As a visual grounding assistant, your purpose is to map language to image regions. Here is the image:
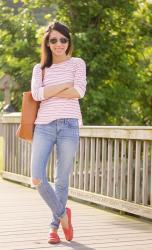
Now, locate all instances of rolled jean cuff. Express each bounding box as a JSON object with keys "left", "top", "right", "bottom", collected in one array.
[
  {"left": 49, "top": 209, "right": 66, "bottom": 229},
  {"left": 49, "top": 224, "right": 59, "bottom": 230}
]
